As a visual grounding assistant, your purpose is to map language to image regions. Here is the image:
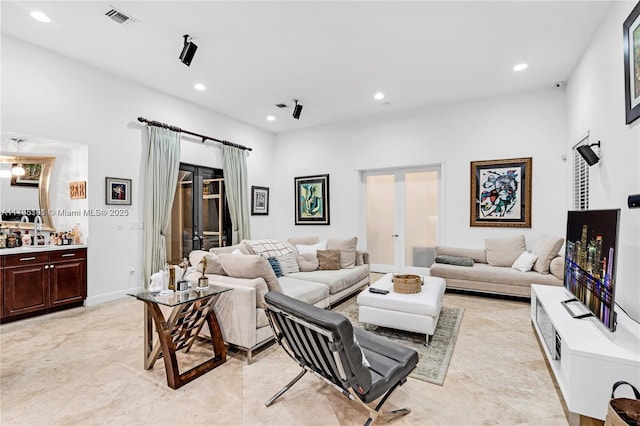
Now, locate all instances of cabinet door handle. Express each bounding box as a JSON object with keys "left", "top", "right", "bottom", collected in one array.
[
  {"left": 62, "top": 253, "right": 75, "bottom": 257},
  {"left": 20, "top": 257, "right": 36, "bottom": 261}
]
